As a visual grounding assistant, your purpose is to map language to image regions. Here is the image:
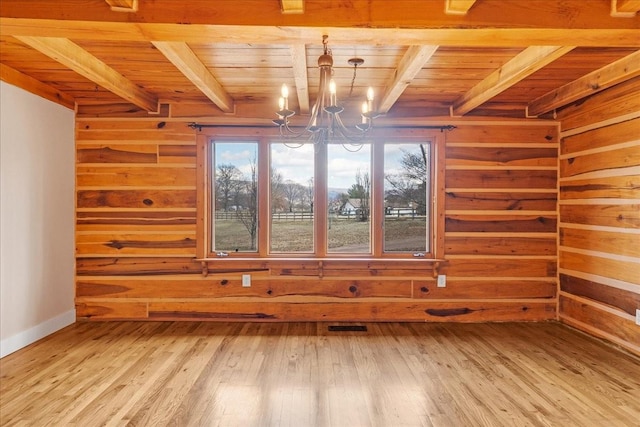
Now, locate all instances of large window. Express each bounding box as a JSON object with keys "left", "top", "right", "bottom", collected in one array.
[
  {"left": 212, "top": 141, "right": 258, "bottom": 253},
  {"left": 196, "top": 129, "right": 444, "bottom": 259}
]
